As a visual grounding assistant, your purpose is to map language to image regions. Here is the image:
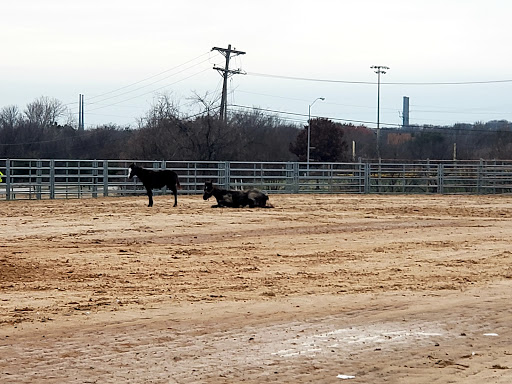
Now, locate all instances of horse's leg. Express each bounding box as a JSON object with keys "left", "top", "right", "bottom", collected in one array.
[
  {"left": 146, "top": 187, "right": 153, "bottom": 207},
  {"left": 170, "top": 186, "right": 178, "bottom": 207}
]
